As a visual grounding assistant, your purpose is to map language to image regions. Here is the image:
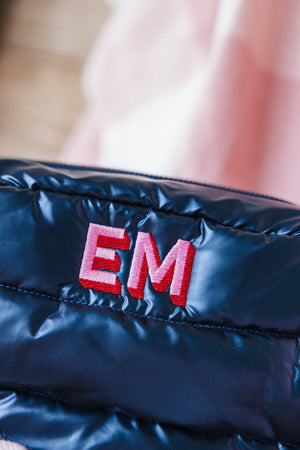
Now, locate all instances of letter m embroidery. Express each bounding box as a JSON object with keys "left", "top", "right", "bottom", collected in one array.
[{"left": 127, "top": 232, "right": 195, "bottom": 306}]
